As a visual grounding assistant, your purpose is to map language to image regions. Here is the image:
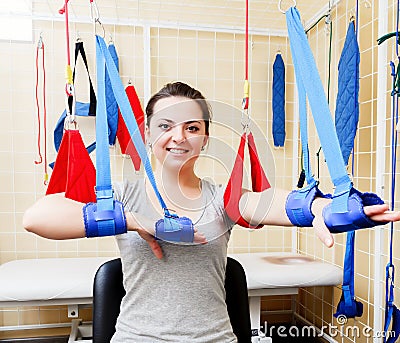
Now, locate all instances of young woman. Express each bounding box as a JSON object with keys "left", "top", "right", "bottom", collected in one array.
[{"left": 23, "top": 82, "right": 400, "bottom": 343}]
